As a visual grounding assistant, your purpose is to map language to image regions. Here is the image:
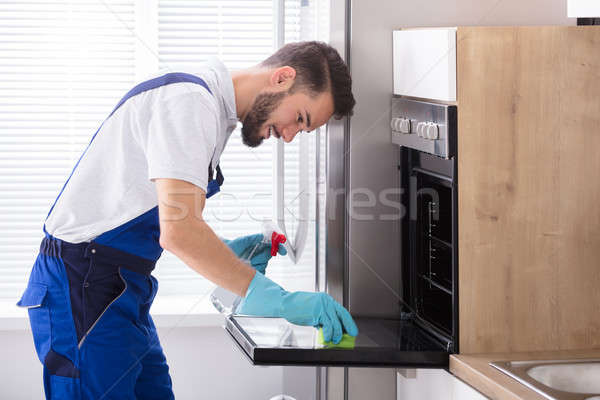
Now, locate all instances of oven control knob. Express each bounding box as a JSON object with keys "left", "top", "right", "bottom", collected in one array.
[
  {"left": 390, "top": 118, "right": 402, "bottom": 132},
  {"left": 416, "top": 122, "right": 426, "bottom": 137},
  {"left": 397, "top": 118, "right": 406, "bottom": 132},
  {"left": 395, "top": 118, "right": 402, "bottom": 132},
  {"left": 426, "top": 123, "right": 439, "bottom": 140},
  {"left": 399, "top": 118, "right": 411, "bottom": 134}
]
